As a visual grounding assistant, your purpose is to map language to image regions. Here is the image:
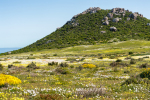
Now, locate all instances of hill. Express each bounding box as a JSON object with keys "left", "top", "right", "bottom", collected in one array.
[{"left": 1, "top": 7, "right": 150, "bottom": 55}]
